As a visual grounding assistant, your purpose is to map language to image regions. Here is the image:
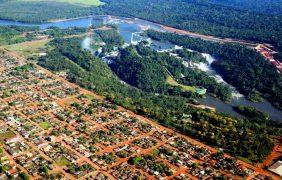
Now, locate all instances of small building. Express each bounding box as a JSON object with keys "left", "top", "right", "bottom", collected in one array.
[{"left": 268, "top": 160, "right": 282, "bottom": 176}]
